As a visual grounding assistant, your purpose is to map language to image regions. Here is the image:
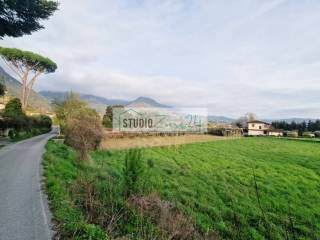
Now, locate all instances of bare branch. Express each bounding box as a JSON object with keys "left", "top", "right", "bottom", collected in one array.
[
  {"left": 27, "top": 71, "right": 42, "bottom": 88},
  {"left": 1, "top": 58, "right": 23, "bottom": 79}
]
